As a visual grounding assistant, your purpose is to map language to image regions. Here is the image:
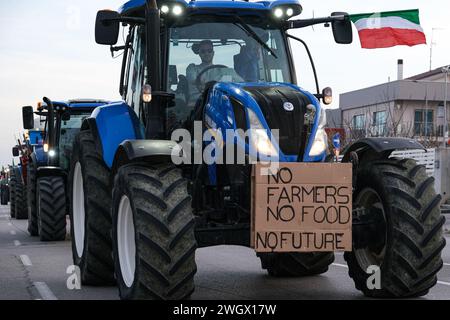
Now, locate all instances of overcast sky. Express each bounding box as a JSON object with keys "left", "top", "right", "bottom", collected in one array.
[{"left": 1, "top": 0, "right": 449, "bottom": 166}]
